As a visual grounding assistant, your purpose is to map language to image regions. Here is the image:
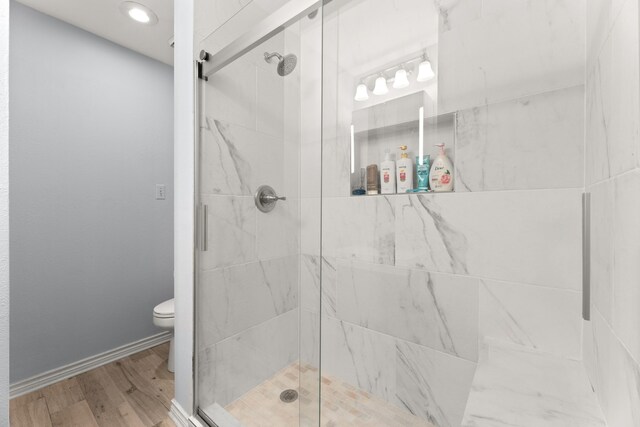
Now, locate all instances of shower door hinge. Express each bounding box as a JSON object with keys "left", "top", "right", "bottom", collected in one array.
[{"left": 582, "top": 192, "right": 591, "bottom": 321}]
